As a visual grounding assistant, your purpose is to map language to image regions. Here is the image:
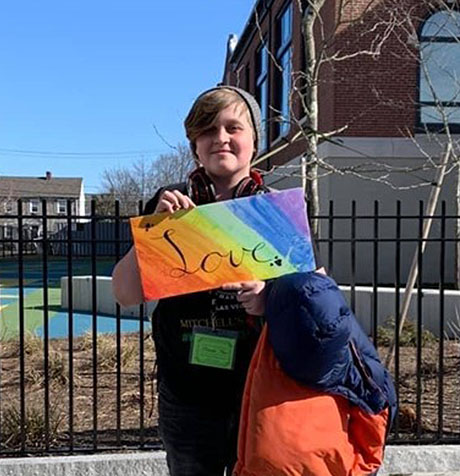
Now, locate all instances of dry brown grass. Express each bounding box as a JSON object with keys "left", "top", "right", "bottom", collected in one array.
[
  {"left": 2, "top": 400, "right": 65, "bottom": 448},
  {"left": 79, "top": 332, "right": 139, "bottom": 371},
  {"left": 0, "top": 331, "right": 158, "bottom": 453},
  {"left": 379, "top": 339, "right": 460, "bottom": 438},
  {"left": 24, "top": 350, "right": 69, "bottom": 386},
  {"left": 1, "top": 326, "right": 459, "bottom": 452}
]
